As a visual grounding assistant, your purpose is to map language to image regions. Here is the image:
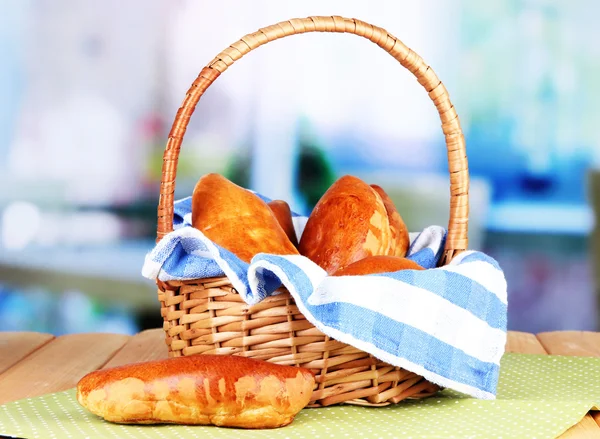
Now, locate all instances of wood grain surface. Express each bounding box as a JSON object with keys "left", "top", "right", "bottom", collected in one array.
[
  {"left": 537, "top": 331, "right": 600, "bottom": 357},
  {"left": 0, "top": 333, "right": 129, "bottom": 405},
  {"left": 0, "top": 332, "right": 54, "bottom": 375},
  {"left": 102, "top": 329, "right": 168, "bottom": 369},
  {"left": 505, "top": 331, "right": 547, "bottom": 354}
]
